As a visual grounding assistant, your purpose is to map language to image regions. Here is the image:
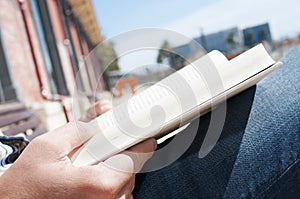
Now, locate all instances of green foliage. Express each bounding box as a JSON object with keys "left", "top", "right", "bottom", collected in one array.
[
  {"left": 226, "top": 33, "right": 235, "bottom": 45},
  {"left": 258, "top": 28, "right": 267, "bottom": 41},
  {"left": 157, "top": 40, "right": 171, "bottom": 63},
  {"left": 156, "top": 40, "right": 179, "bottom": 66},
  {"left": 95, "top": 41, "right": 119, "bottom": 71},
  {"left": 245, "top": 31, "right": 253, "bottom": 45}
]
